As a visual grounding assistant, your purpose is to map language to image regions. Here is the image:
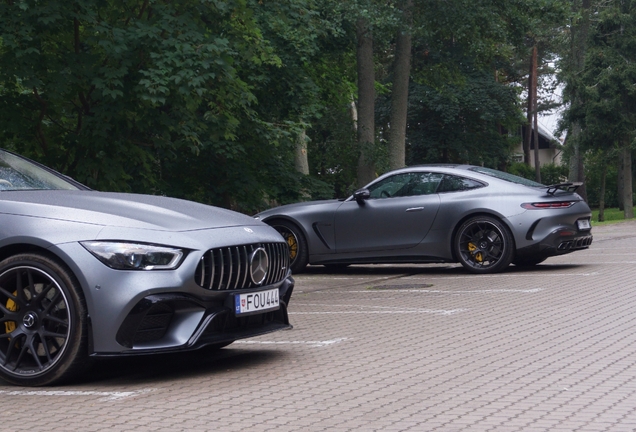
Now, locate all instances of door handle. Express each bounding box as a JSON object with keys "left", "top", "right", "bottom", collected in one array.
[{"left": 406, "top": 207, "right": 424, "bottom": 212}]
